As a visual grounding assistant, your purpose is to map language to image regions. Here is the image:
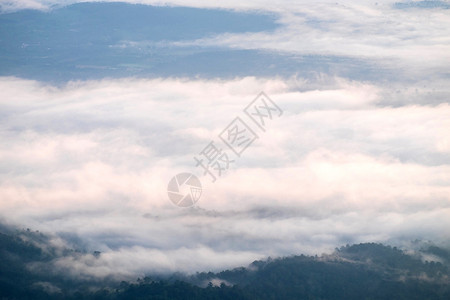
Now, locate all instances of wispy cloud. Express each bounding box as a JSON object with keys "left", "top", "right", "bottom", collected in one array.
[{"left": 163, "top": 2, "right": 450, "bottom": 79}]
